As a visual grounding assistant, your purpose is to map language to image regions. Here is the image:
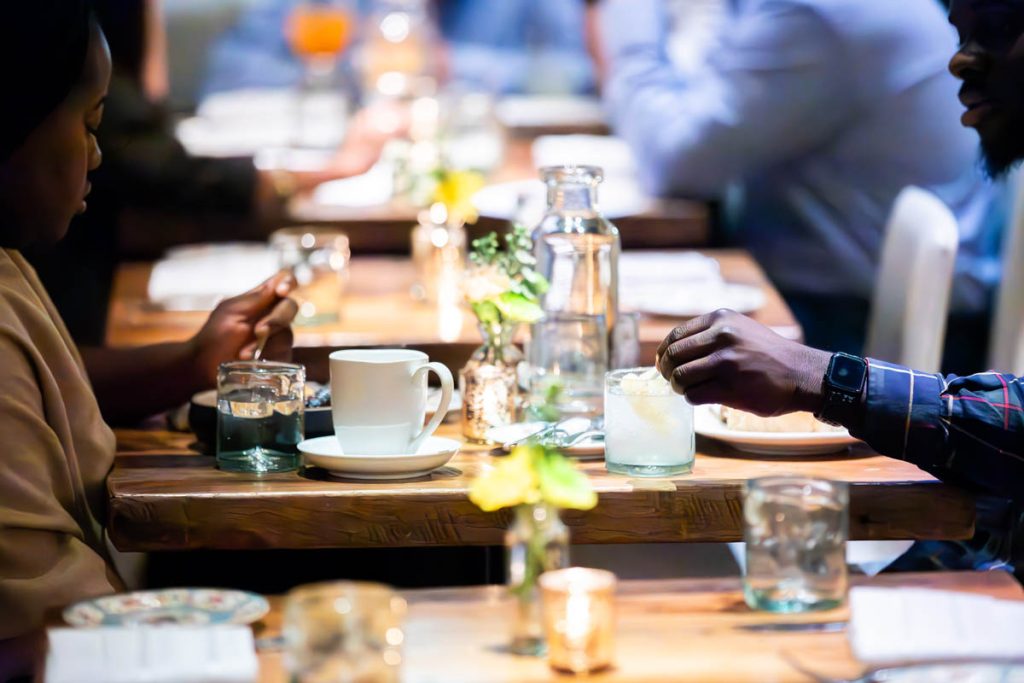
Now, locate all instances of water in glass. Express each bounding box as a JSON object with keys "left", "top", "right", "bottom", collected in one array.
[
  {"left": 217, "top": 362, "right": 305, "bottom": 473},
  {"left": 744, "top": 477, "right": 848, "bottom": 612},
  {"left": 530, "top": 166, "right": 619, "bottom": 421}
]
